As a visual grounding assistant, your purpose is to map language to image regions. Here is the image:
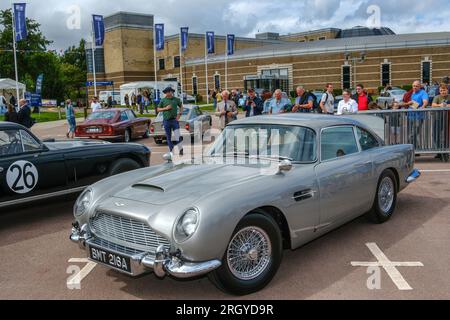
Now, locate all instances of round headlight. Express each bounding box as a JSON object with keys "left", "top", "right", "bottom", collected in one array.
[
  {"left": 74, "top": 189, "right": 92, "bottom": 217},
  {"left": 175, "top": 208, "right": 199, "bottom": 243}
]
